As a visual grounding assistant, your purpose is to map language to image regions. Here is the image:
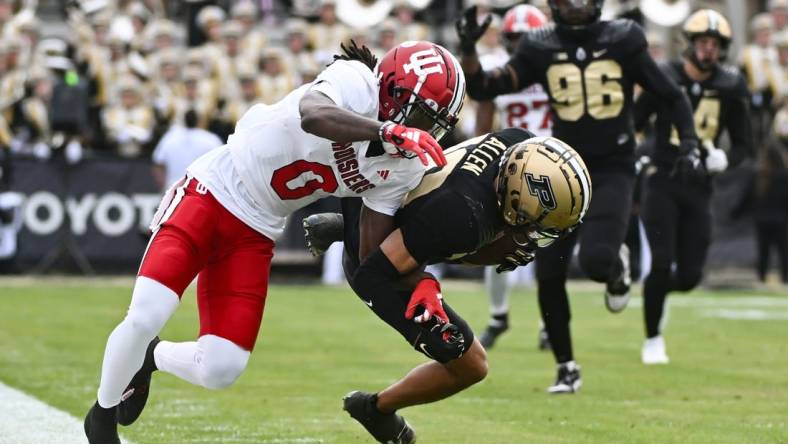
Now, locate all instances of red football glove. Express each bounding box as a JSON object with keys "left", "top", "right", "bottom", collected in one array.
[
  {"left": 379, "top": 121, "right": 446, "bottom": 167},
  {"left": 405, "top": 278, "right": 449, "bottom": 324}
]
